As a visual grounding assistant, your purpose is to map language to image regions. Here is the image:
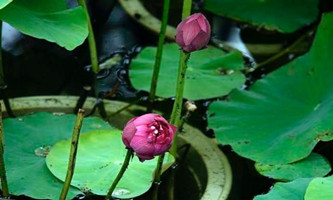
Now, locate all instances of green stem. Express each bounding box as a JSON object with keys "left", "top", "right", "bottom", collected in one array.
[
  {"left": 148, "top": 0, "right": 170, "bottom": 112},
  {"left": 59, "top": 109, "right": 85, "bottom": 200},
  {"left": 152, "top": 53, "right": 190, "bottom": 198},
  {"left": 77, "top": 0, "right": 99, "bottom": 74},
  {"left": 153, "top": 51, "right": 190, "bottom": 200},
  {"left": 152, "top": 0, "right": 192, "bottom": 198},
  {"left": 0, "top": 104, "right": 9, "bottom": 198},
  {"left": 105, "top": 149, "right": 133, "bottom": 200},
  {"left": 152, "top": 153, "right": 165, "bottom": 200},
  {"left": 245, "top": 30, "right": 313, "bottom": 74},
  {"left": 0, "top": 21, "right": 4, "bottom": 86},
  {"left": 169, "top": 52, "right": 190, "bottom": 126},
  {"left": 181, "top": 0, "right": 192, "bottom": 19}
]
